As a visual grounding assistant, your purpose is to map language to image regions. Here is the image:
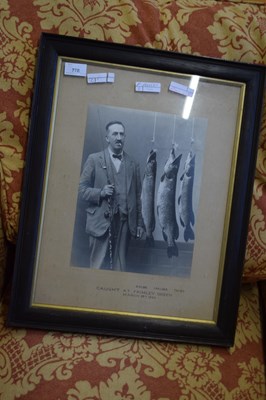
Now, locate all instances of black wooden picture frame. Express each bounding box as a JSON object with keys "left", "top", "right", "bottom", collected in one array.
[{"left": 8, "top": 33, "right": 265, "bottom": 346}]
